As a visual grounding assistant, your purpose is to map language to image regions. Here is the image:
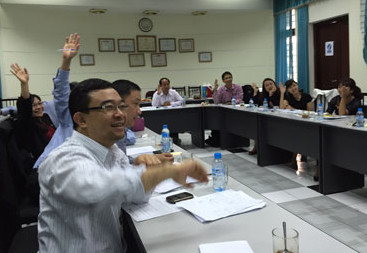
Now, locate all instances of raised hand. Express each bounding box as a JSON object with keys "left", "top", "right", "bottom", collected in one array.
[
  {"left": 279, "top": 82, "right": 286, "bottom": 94},
  {"left": 63, "top": 33, "right": 80, "bottom": 60},
  {"left": 213, "top": 79, "right": 219, "bottom": 92},
  {"left": 10, "top": 63, "right": 29, "bottom": 84}
]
